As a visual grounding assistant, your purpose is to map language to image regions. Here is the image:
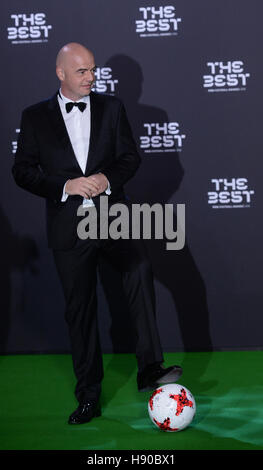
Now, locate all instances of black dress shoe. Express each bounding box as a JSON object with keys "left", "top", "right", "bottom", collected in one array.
[
  {"left": 68, "top": 401, "right": 101, "bottom": 424},
  {"left": 137, "top": 363, "right": 183, "bottom": 392}
]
